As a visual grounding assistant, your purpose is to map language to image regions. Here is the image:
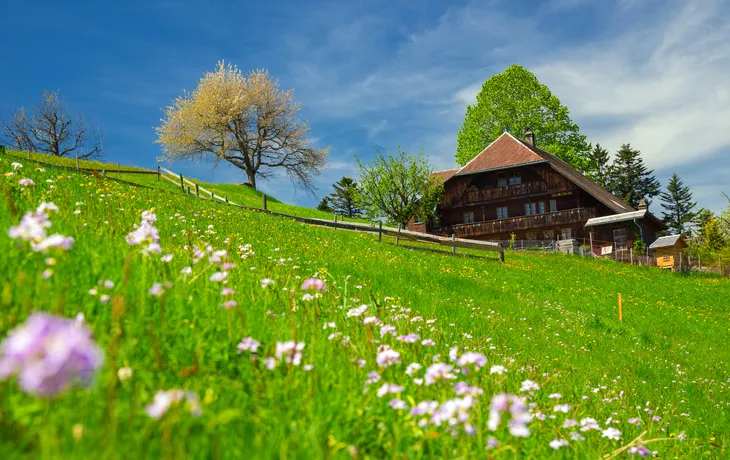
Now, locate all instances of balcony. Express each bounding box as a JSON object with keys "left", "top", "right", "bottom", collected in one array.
[
  {"left": 446, "top": 181, "right": 569, "bottom": 208},
  {"left": 443, "top": 207, "right": 596, "bottom": 238}
]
